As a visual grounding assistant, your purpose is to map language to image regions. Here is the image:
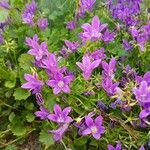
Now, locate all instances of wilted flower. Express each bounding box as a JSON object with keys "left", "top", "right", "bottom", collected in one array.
[
  {"left": 37, "top": 18, "right": 49, "bottom": 30},
  {"left": 48, "top": 124, "right": 69, "bottom": 141},
  {"left": 79, "top": 16, "right": 108, "bottom": 43},
  {"left": 76, "top": 54, "right": 101, "bottom": 80},
  {"left": 47, "top": 73, "right": 73, "bottom": 94},
  {"left": 48, "top": 104, "right": 73, "bottom": 124},
  {"left": 82, "top": 115, "right": 105, "bottom": 140},
  {"left": 34, "top": 106, "right": 50, "bottom": 120},
  {"left": 107, "top": 143, "right": 122, "bottom": 150},
  {"left": 21, "top": 73, "right": 44, "bottom": 94}
]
